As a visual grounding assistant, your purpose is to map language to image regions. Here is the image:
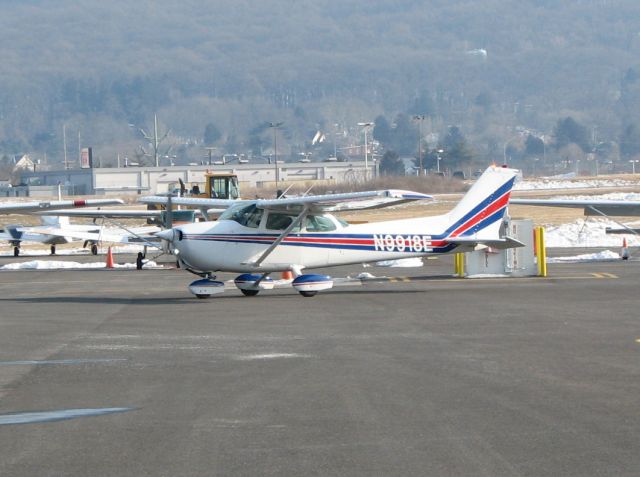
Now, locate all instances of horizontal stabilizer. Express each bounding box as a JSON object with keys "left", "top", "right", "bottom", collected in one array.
[{"left": 446, "top": 236, "right": 525, "bottom": 250}]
